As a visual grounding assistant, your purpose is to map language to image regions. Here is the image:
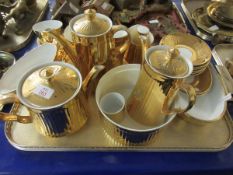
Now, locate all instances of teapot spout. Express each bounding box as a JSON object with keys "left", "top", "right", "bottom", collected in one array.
[{"left": 46, "top": 31, "right": 81, "bottom": 70}]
